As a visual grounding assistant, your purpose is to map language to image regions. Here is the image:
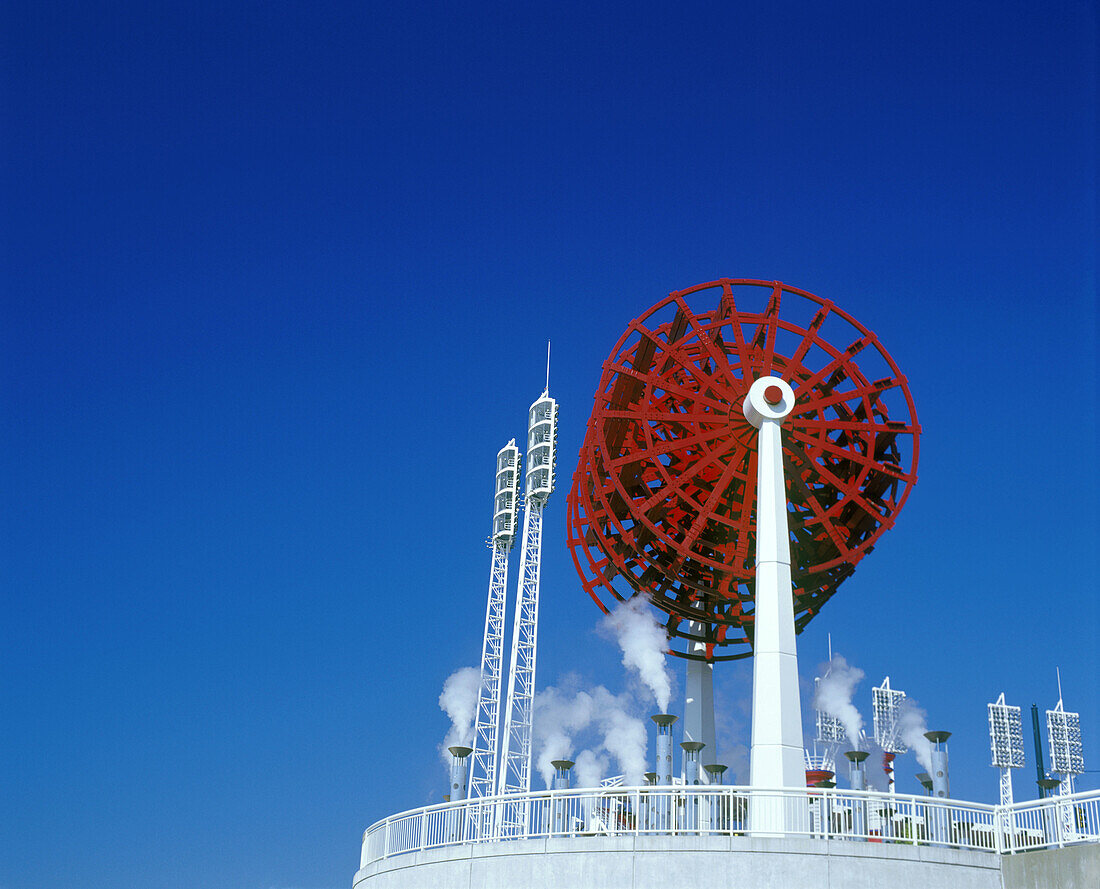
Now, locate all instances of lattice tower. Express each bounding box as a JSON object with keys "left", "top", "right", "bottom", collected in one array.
[
  {"left": 469, "top": 440, "right": 521, "bottom": 801},
  {"left": 497, "top": 391, "right": 558, "bottom": 831}
]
